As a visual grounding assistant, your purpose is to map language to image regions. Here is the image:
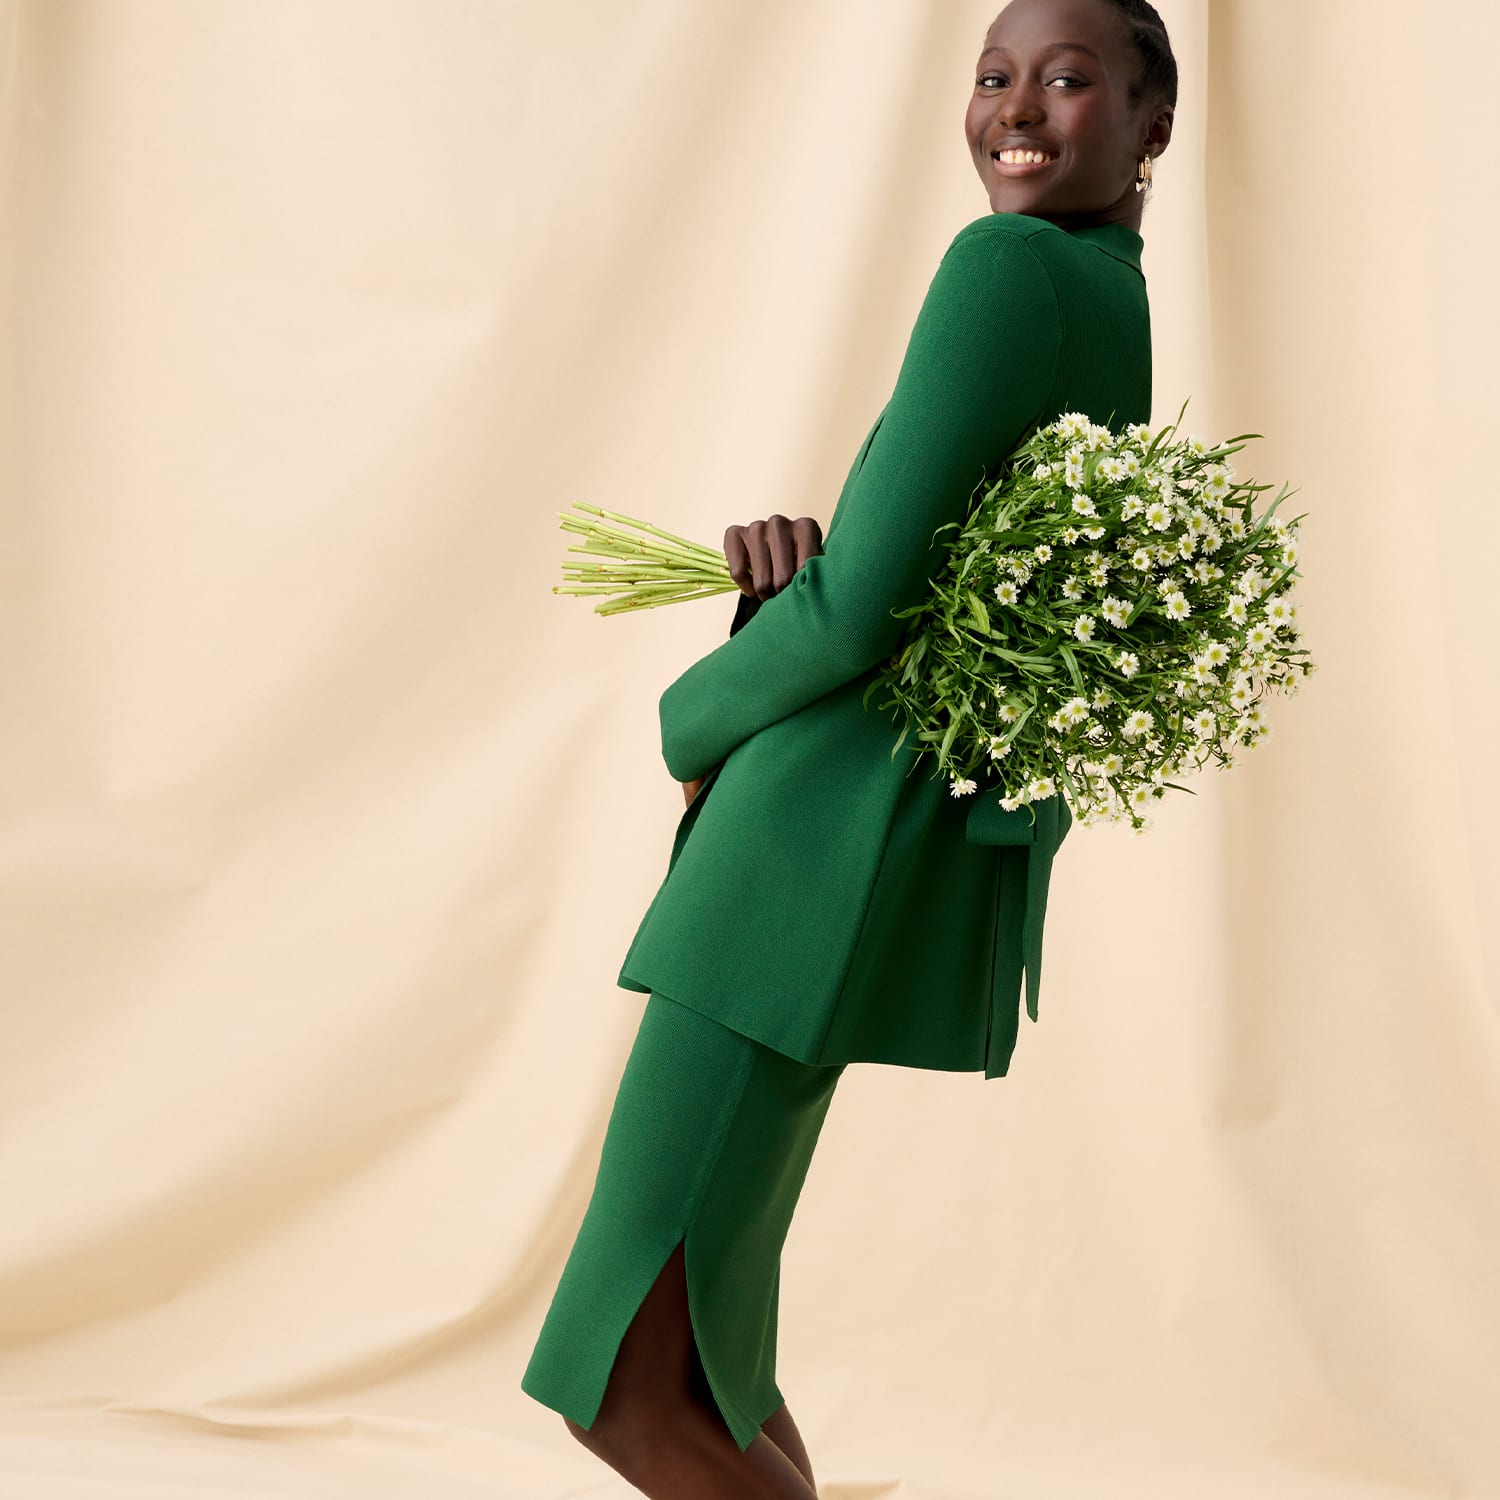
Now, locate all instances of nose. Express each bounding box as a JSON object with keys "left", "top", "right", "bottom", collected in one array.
[{"left": 994, "top": 77, "right": 1046, "bottom": 130}]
